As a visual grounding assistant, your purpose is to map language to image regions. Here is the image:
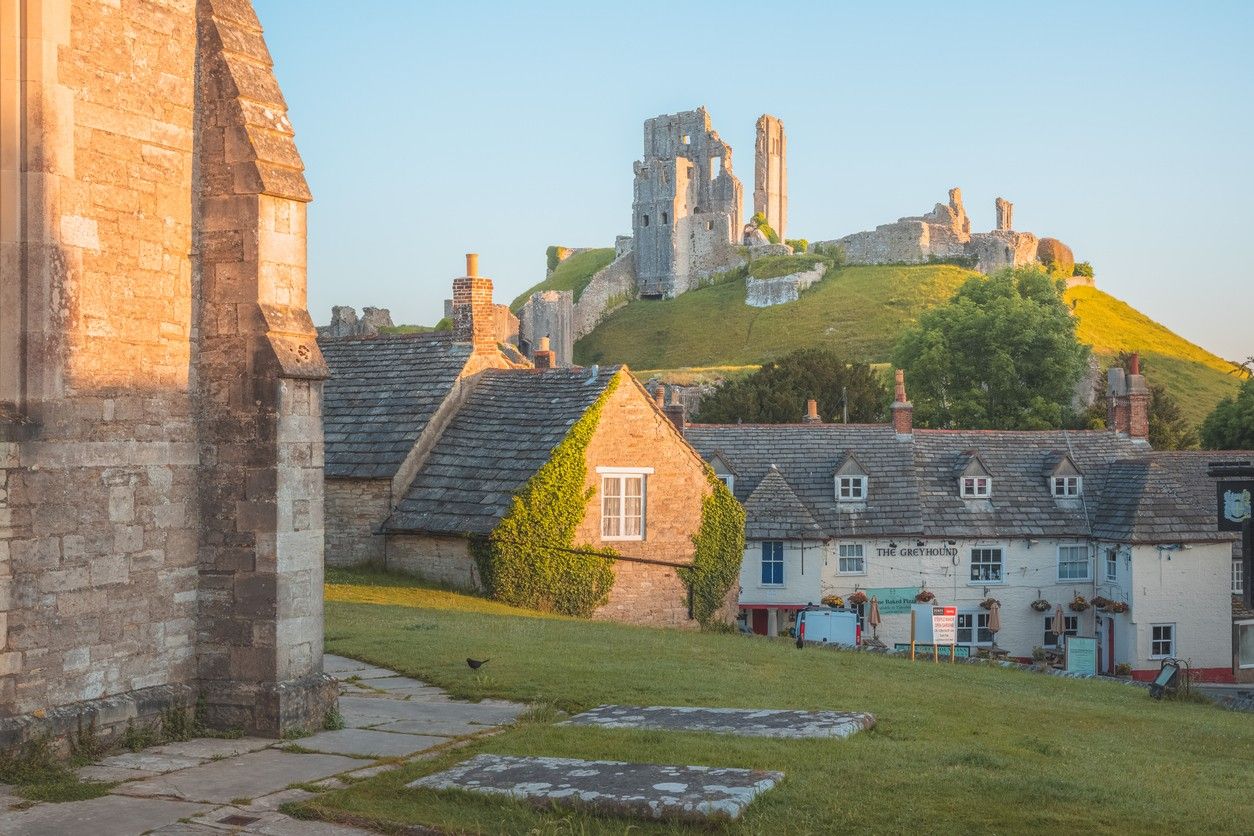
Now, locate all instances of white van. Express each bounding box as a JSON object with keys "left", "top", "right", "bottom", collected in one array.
[{"left": 795, "top": 607, "right": 860, "bottom": 648}]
